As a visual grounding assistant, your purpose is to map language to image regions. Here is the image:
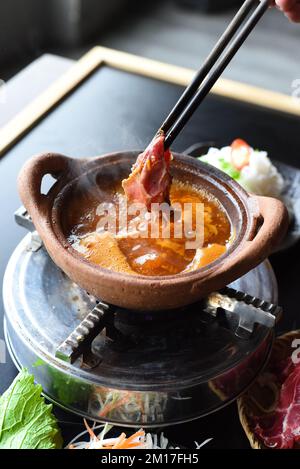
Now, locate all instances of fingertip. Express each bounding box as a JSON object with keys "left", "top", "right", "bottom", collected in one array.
[
  {"left": 285, "top": 5, "right": 300, "bottom": 22},
  {"left": 275, "top": 0, "right": 298, "bottom": 11},
  {"left": 286, "top": 13, "right": 300, "bottom": 22}
]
